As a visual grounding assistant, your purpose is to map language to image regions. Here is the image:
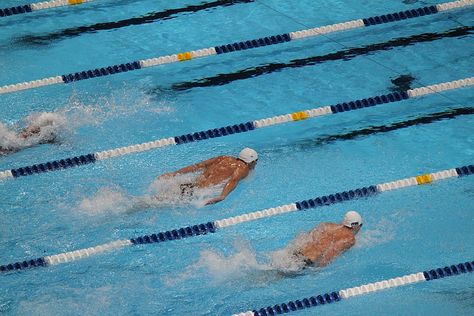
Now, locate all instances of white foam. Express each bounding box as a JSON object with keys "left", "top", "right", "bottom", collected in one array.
[
  {"left": 0, "top": 86, "right": 172, "bottom": 156},
  {"left": 266, "top": 232, "right": 314, "bottom": 272},
  {"left": 23, "top": 111, "right": 67, "bottom": 142},
  {"left": 145, "top": 174, "right": 223, "bottom": 208},
  {"left": 63, "top": 85, "right": 175, "bottom": 127},
  {"left": 0, "top": 111, "right": 67, "bottom": 154},
  {"left": 199, "top": 246, "right": 267, "bottom": 279},
  {"left": 79, "top": 187, "right": 135, "bottom": 215},
  {"left": 166, "top": 238, "right": 312, "bottom": 286},
  {"left": 0, "top": 122, "right": 24, "bottom": 154},
  {"left": 166, "top": 240, "right": 272, "bottom": 286},
  {"left": 78, "top": 175, "right": 223, "bottom": 215},
  {"left": 355, "top": 212, "right": 405, "bottom": 248}
]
